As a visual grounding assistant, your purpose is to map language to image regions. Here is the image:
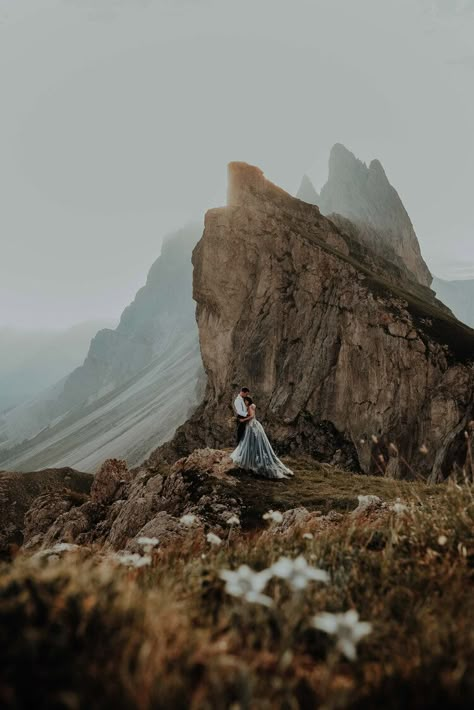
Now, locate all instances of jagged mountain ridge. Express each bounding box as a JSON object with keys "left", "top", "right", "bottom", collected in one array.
[
  {"left": 297, "top": 144, "right": 432, "bottom": 288},
  {"left": 298, "top": 146, "right": 473, "bottom": 330},
  {"left": 0, "top": 225, "right": 204, "bottom": 472},
  {"left": 152, "top": 162, "right": 474, "bottom": 481}
]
